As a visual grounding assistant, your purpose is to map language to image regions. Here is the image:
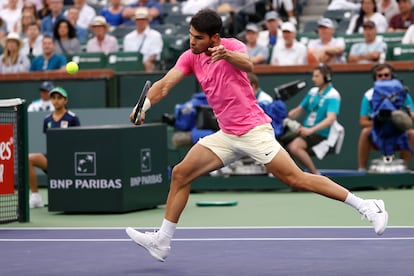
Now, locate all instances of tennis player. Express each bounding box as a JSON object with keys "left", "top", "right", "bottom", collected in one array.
[{"left": 127, "top": 9, "right": 388, "bottom": 262}]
